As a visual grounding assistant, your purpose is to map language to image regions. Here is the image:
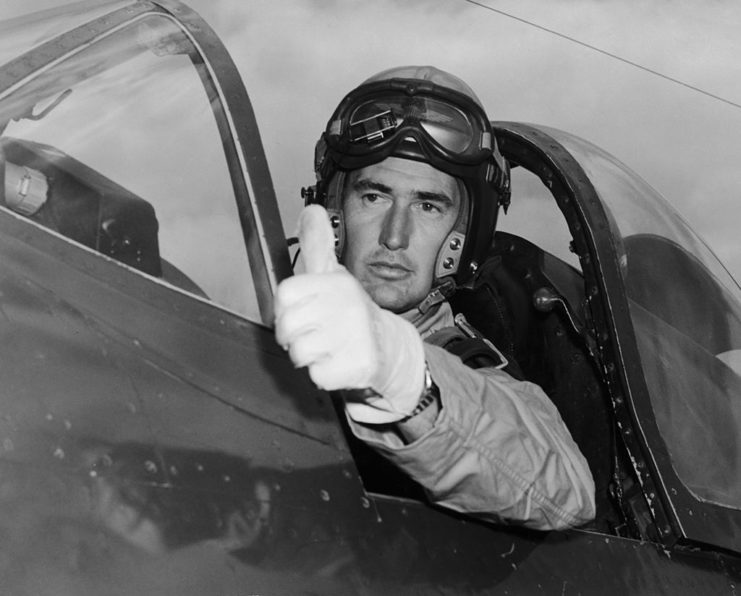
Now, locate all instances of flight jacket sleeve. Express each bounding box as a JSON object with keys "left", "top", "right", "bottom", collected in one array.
[{"left": 346, "top": 343, "right": 596, "bottom": 531}]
